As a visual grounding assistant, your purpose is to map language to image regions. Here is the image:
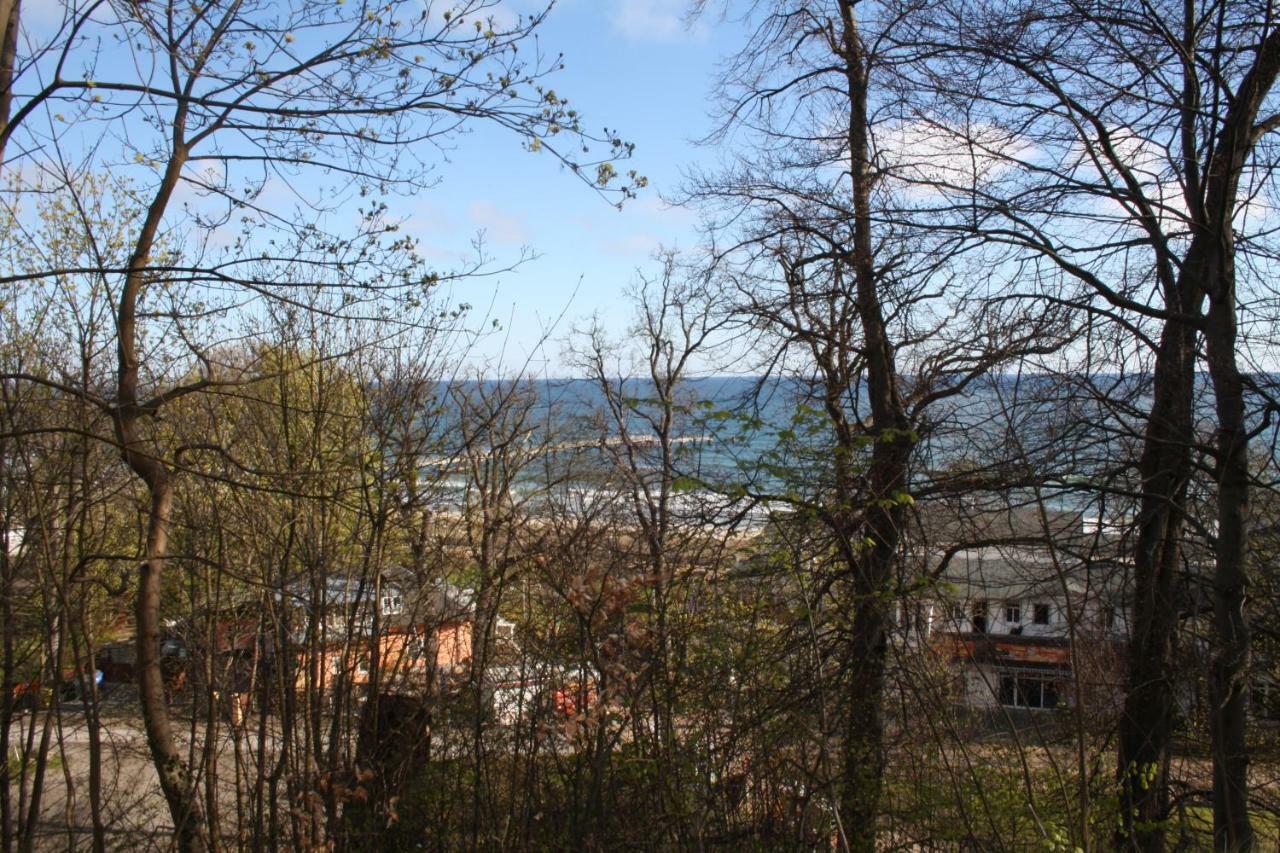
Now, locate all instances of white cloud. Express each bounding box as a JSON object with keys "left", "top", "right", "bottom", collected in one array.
[
  {"left": 19, "top": 0, "right": 71, "bottom": 33},
  {"left": 609, "top": 0, "right": 703, "bottom": 43},
  {"left": 468, "top": 200, "right": 530, "bottom": 245},
  {"left": 401, "top": 200, "right": 459, "bottom": 238},
  {"left": 1082, "top": 128, "right": 1279, "bottom": 233},
  {"left": 875, "top": 119, "right": 1035, "bottom": 197},
  {"left": 599, "top": 231, "right": 661, "bottom": 257},
  {"left": 478, "top": 3, "right": 521, "bottom": 34},
  {"left": 629, "top": 193, "right": 696, "bottom": 224}
]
